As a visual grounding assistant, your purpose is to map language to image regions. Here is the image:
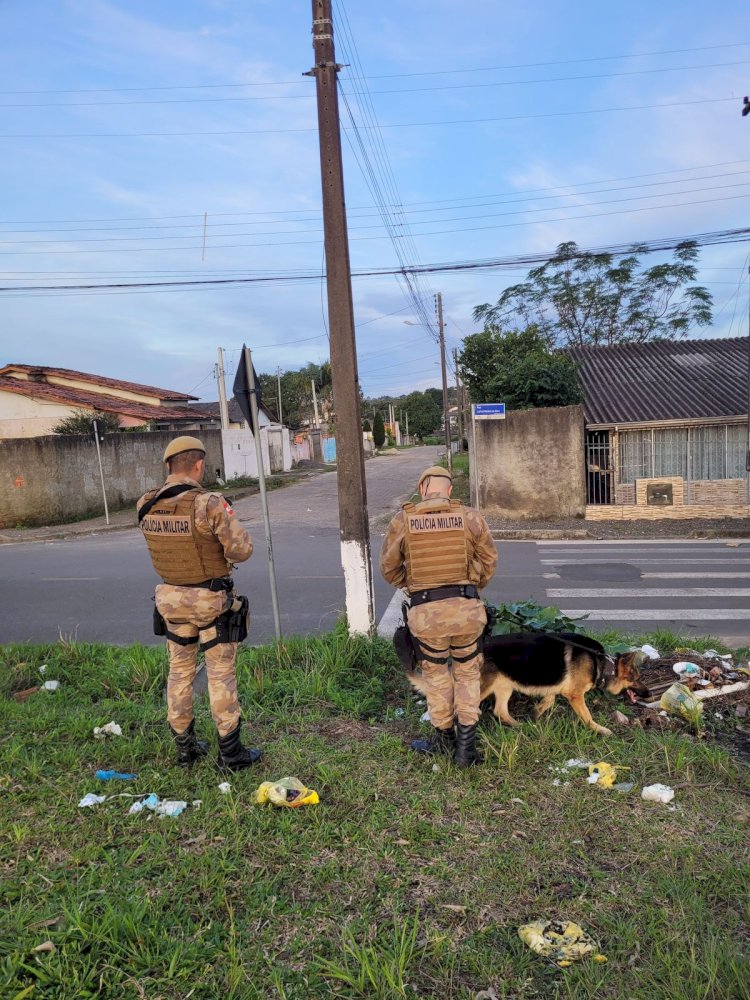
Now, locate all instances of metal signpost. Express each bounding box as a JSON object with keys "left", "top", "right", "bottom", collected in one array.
[
  {"left": 233, "top": 345, "right": 282, "bottom": 640},
  {"left": 471, "top": 403, "right": 506, "bottom": 512}
]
